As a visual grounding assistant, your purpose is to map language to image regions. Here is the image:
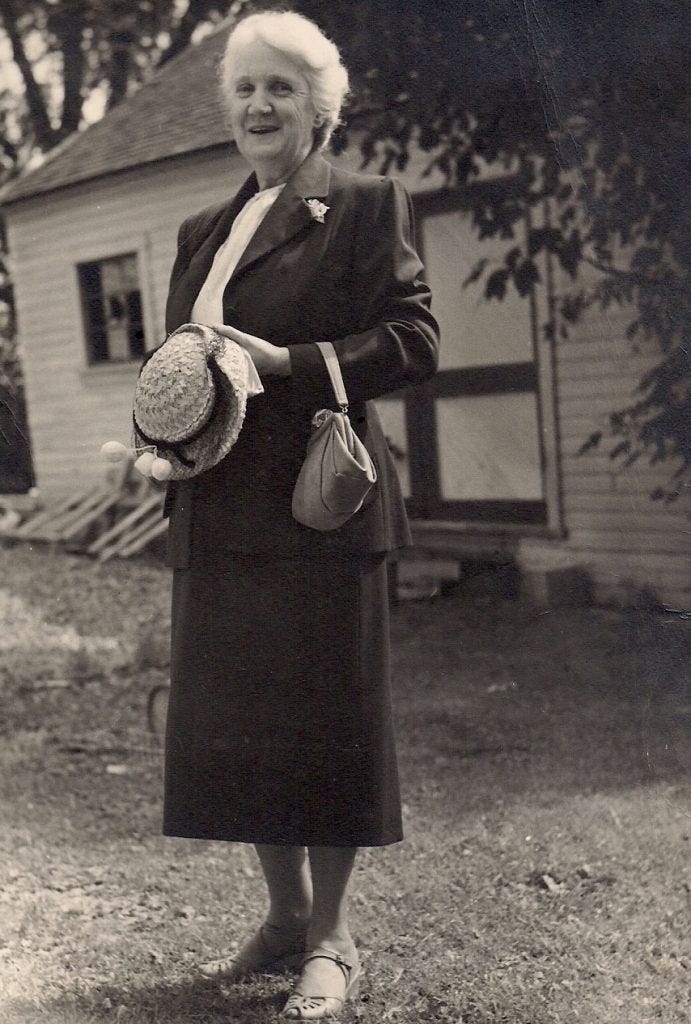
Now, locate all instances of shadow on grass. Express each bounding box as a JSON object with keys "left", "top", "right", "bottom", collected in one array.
[
  {"left": 391, "top": 600, "right": 690, "bottom": 815},
  {"left": 9, "top": 974, "right": 292, "bottom": 1024},
  {"left": 10, "top": 970, "right": 568, "bottom": 1024}
]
